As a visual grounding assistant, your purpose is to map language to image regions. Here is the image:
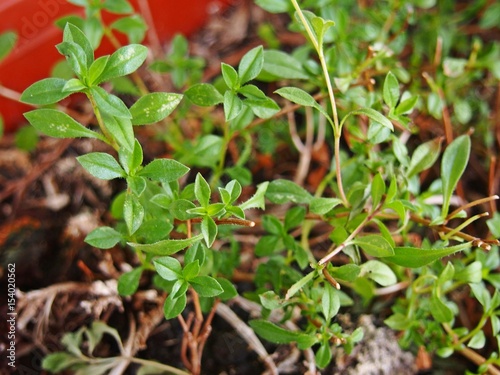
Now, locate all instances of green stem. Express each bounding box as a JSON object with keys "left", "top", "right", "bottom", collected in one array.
[
  {"left": 87, "top": 92, "right": 119, "bottom": 150},
  {"left": 318, "top": 202, "right": 383, "bottom": 265},
  {"left": 289, "top": 0, "right": 348, "bottom": 206},
  {"left": 211, "top": 122, "right": 231, "bottom": 188}
]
